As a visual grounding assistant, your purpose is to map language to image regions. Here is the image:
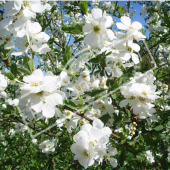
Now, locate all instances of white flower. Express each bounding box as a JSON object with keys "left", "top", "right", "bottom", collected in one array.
[
  {"left": 71, "top": 134, "right": 95, "bottom": 169},
  {"left": 39, "top": 139, "right": 57, "bottom": 153},
  {"left": 60, "top": 71, "right": 70, "bottom": 86},
  {"left": 0, "top": 73, "right": 7, "bottom": 98},
  {"left": 15, "top": 123, "right": 28, "bottom": 132},
  {"left": 7, "top": 98, "right": 19, "bottom": 106},
  {"left": 116, "top": 16, "right": 146, "bottom": 41},
  {"left": 83, "top": 8, "right": 114, "bottom": 48},
  {"left": 145, "top": 150, "right": 155, "bottom": 163}
]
